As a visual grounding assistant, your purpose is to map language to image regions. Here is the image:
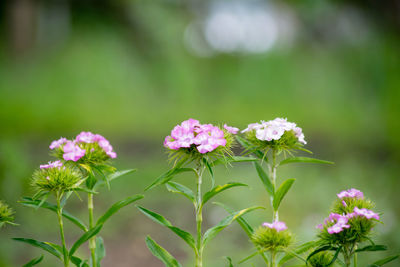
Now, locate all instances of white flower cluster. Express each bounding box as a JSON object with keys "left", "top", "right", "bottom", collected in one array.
[{"left": 242, "top": 118, "right": 306, "bottom": 144}]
